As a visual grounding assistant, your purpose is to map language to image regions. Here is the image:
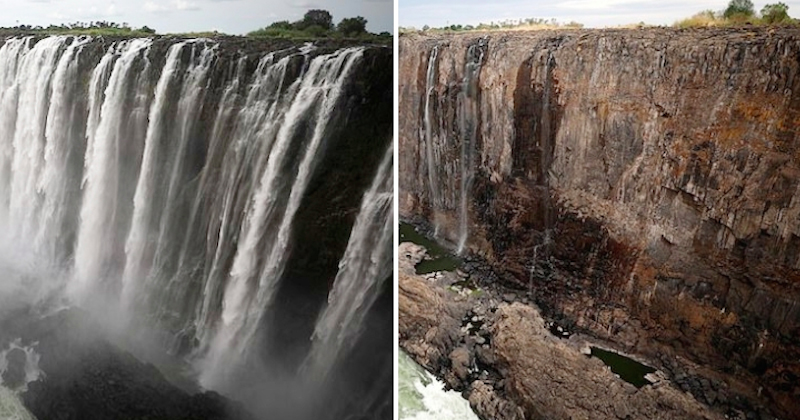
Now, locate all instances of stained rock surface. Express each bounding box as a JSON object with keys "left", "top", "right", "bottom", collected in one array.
[{"left": 400, "top": 27, "right": 800, "bottom": 418}]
